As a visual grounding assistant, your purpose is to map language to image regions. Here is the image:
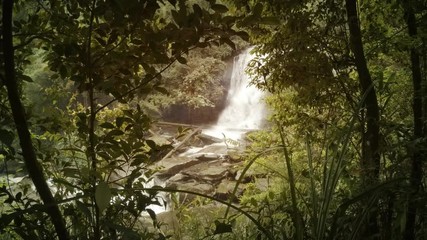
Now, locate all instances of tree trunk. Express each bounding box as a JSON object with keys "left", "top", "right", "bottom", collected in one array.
[
  {"left": 345, "top": 0, "right": 381, "bottom": 238},
  {"left": 1, "top": 0, "right": 69, "bottom": 239},
  {"left": 403, "top": 2, "right": 423, "bottom": 239}
]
